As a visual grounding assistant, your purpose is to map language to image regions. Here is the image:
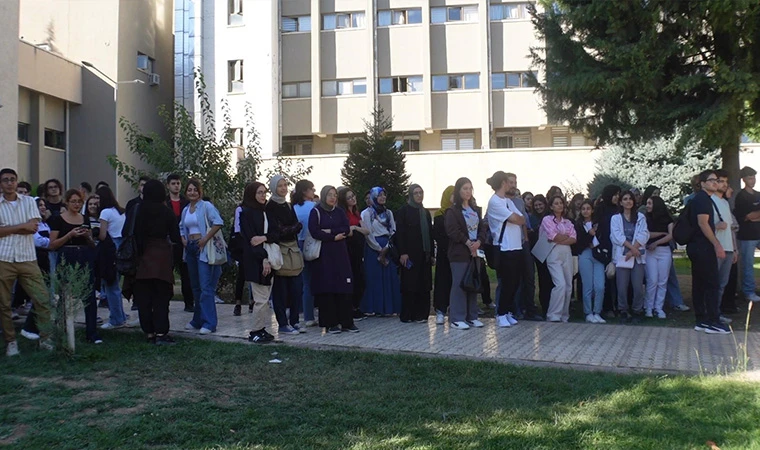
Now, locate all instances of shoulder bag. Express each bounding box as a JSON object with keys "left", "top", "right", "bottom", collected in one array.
[
  {"left": 115, "top": 203, "right": 140, "bottom": 276},
  {"left": 303, "top": 207, "right": 322, "bottom": 261},
  {"left": 262, "top": 213, "right": 283, "bottom": 270},
  {"left": 460, "top": 256, "right": 484, "bottom": 294},
  {"left": 203, "top": 203, "right": 228, "bottom": 266}
]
